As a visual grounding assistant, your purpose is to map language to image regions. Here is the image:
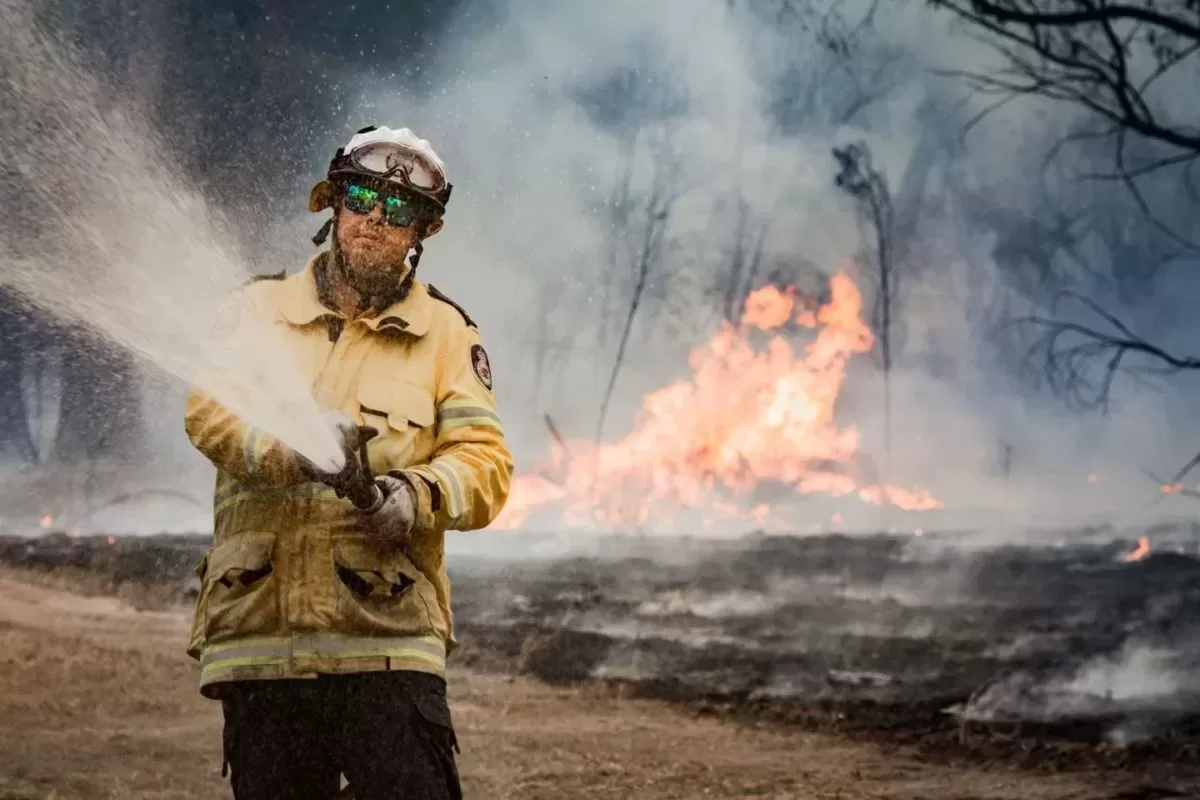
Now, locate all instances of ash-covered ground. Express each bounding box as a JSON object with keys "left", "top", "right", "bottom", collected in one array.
[
  {"left": 6, "top": 525, "right": 1200, "bottom": 771},
  {"left": 449, "top": 527, "right": 1200, "bottom": 755}
]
